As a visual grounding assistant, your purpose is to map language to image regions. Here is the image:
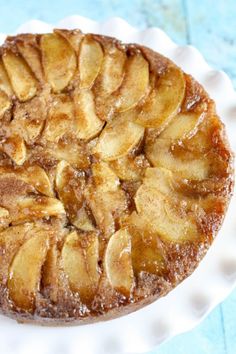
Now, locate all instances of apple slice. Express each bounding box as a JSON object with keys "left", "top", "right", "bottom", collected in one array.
[
  {"left": 139, "top": 167, "right": 194, "bottom": 209},
  {"left": 61, "top": 230, "right": 100, "bottom": 304},
  {"left": 43, "top": 94, "right": 75, "bottom": 143},
  {"left": 41, "top": 244, "right": 59, "bottom": 302},
  {"left": 8, "top": 229, "right": 49, "bottom": 311},
  {"left": 94, "top": 94, "right": 116, "bottom": 121},
  {"left": 55, "top": 29, "right": 83, "bottom": 53},
  {"left": 0, "top": 206, "right": 9, "bottom": 231},
  {"left": 161, "top": 110, "right": 205, "bottom": 141},
  {"left": 72, "top": 207, "right": 95, "bottom": 231},
  {"left": 0, "top": 59, "right": 13, "bottom": 96},
  {"left": 79, "top": 36, "right": 104, "bottom": 89},
  {"left": 134, "top": 66, "right": 186, "bottom": 128},
  {"left": 94, "top": 114, "right": 144, "bottom": 161},
  {"left": 11, "top": 115, "right": 44, "bottom": 145},
  {"left": 110, "top": 156, "right": 140, "bottom": 181},
  {"left": 104, "top": 228, "right": 134, "bottom": 296},
  {"left": 93, "top": 45, "right": 126, "bottom": 121},
  {"left": 74, "top": 88, "right": 104, "bottom": 140},
  {"left": 19, "top": 165, "right": 53, "bottom": 197},
  {"left": 128, "top": 212, "right": 166, "bottom": 275},
  {"left": 0, "top": 89, "right": 11, "bottom": 117},
  {"left": 146, "top": 140, "right": 209, "bottom": 180},
  {"left": 0, "top": 165, "right": 53, "bottom": 197},
  {"left": 115, "top": 53, "right": 149, "bottom": 112},
  {"left": 12, "top": 196, "right": 65, "bottom": 224},
  {"left": 2, "top": 135, "right": 27, "bottom": 165},
  {"left": 47, "top": 138, "right": 90, "bottom": 169},
  {"left": 0, "top": 223, "right": 35, "bottom": 283},
  {"left": 2, "top": 50, "right": 38, "bottom": 101},
  {"left": 55, "top": 160, "right": 84, "bottom": 225},
  {"left": 110, "top": 154, "right": 149, "bottom": 181},
  {"left": 95, "top": 44, "right": 126, "bottom": 96},
  {"left": 11, "top": 93, "right": 48, "bottom": 144},
  {"left": 146, "top": 110, "right": 209, "bottom": 180},
  {"left": 144, "top": 167, "right": 174, "bottom": 195},
  {"left": 135, "top": 184, "right": 199, "bottom": 242},
  {"left": 0, "top": 207, "right": 9, "bottom": 218},
  {"left": 17, "top": 39, "right": 44, "bottom": 83},
  {"left": 85, "top": 162, "right": 127, "bottom": 238},
  {"left": 41, "top": 33, "right": 77, "bottom": 92},
  {"left": 92, "top": 161, "right": 120, "bottom": 192}
]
